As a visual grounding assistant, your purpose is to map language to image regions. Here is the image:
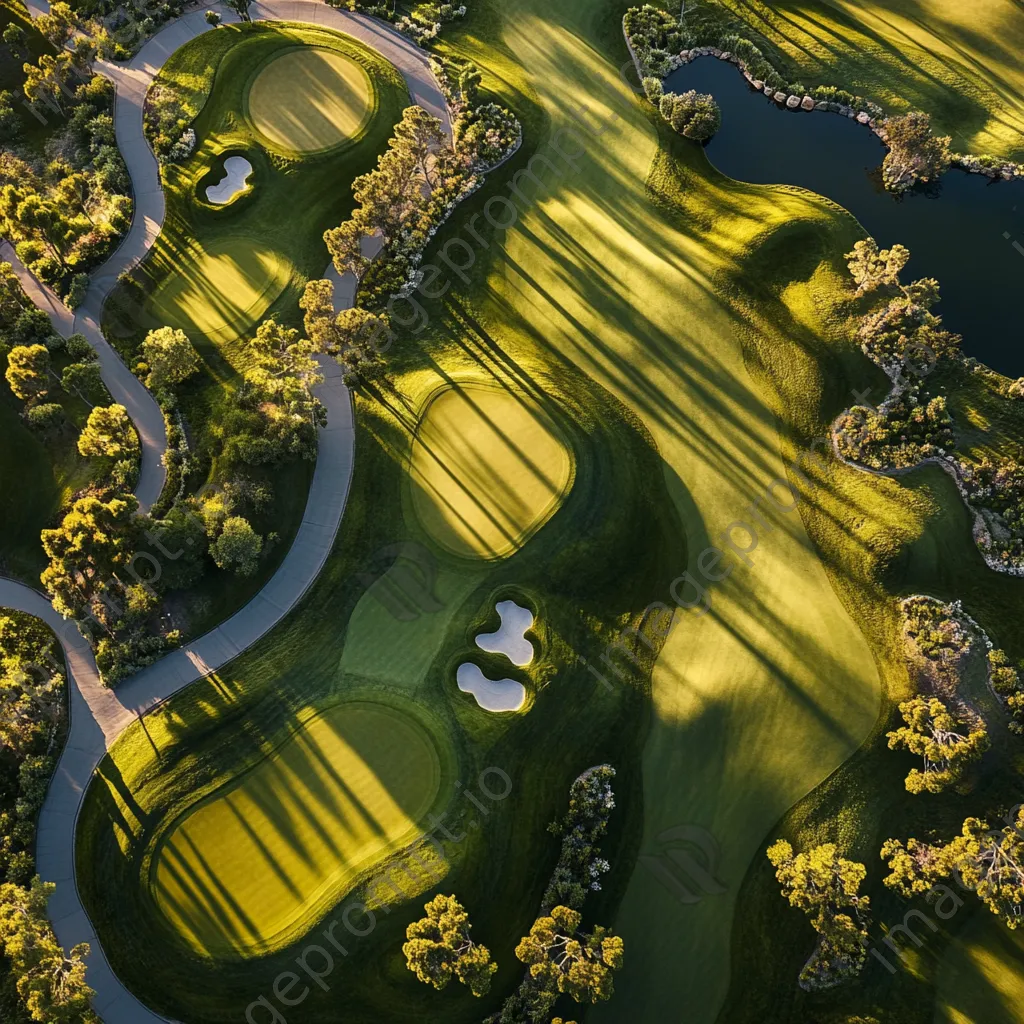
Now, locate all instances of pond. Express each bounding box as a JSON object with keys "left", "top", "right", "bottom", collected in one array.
[{"left": 664, "top": 58, "right": 1024, "bottom": 377}]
